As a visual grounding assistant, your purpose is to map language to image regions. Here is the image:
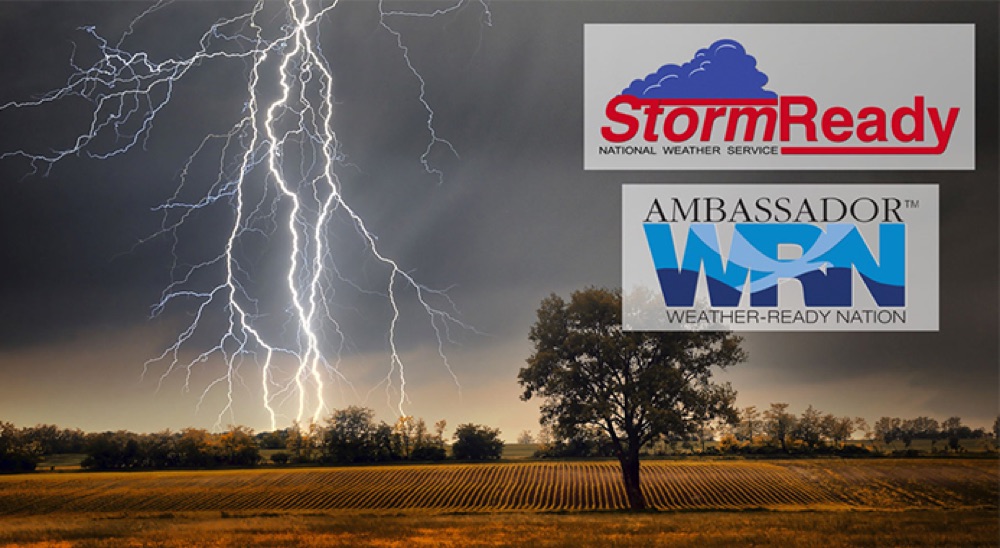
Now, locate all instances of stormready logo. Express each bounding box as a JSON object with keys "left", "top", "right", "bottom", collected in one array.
[
  {"left": 622, "top": 185, "right": 939, "bottom": 332},
  {"left": 585, "top": 25, "right": 974, "bottom": 170}
]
